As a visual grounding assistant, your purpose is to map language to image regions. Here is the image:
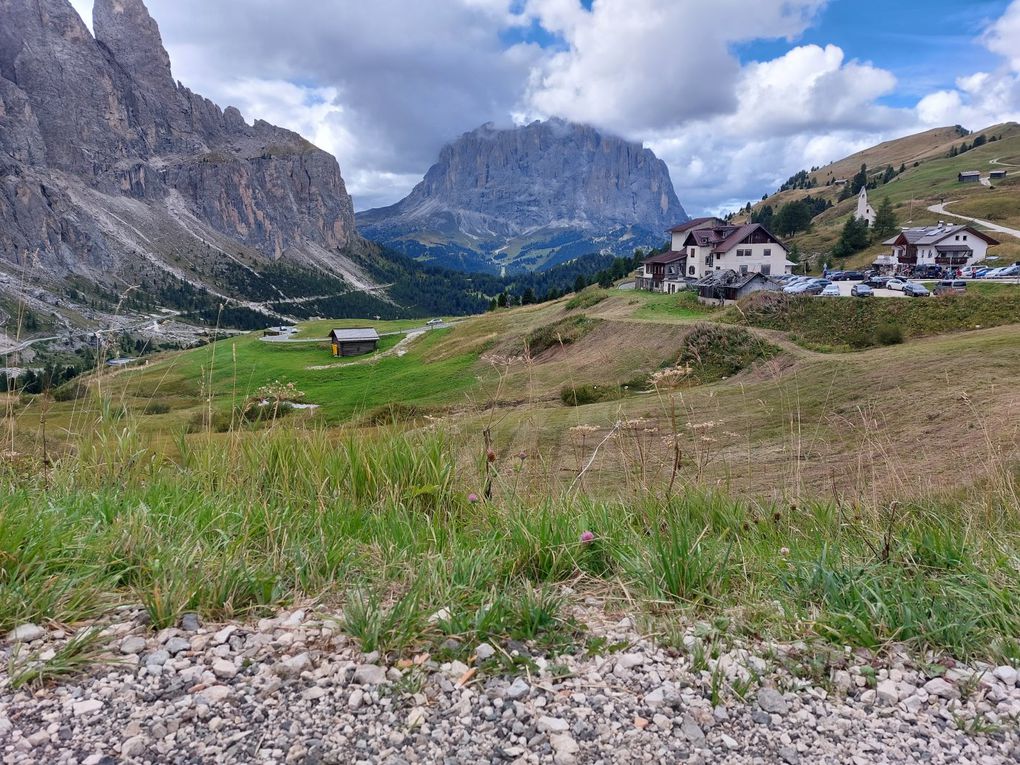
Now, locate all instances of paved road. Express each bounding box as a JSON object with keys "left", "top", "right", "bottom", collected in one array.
[{"left": 928, "top": 201, "right": 1020, "bottom": 240}]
